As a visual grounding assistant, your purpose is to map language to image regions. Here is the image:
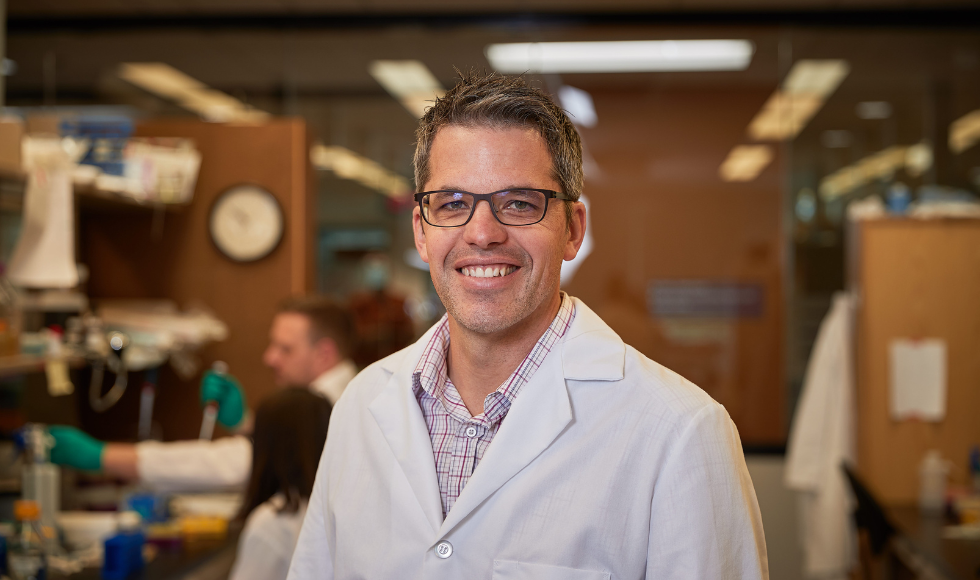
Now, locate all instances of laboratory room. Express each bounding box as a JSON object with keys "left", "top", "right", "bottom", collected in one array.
[{"left": 0, "top": 1, "right": 977, "bottom": 579}]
